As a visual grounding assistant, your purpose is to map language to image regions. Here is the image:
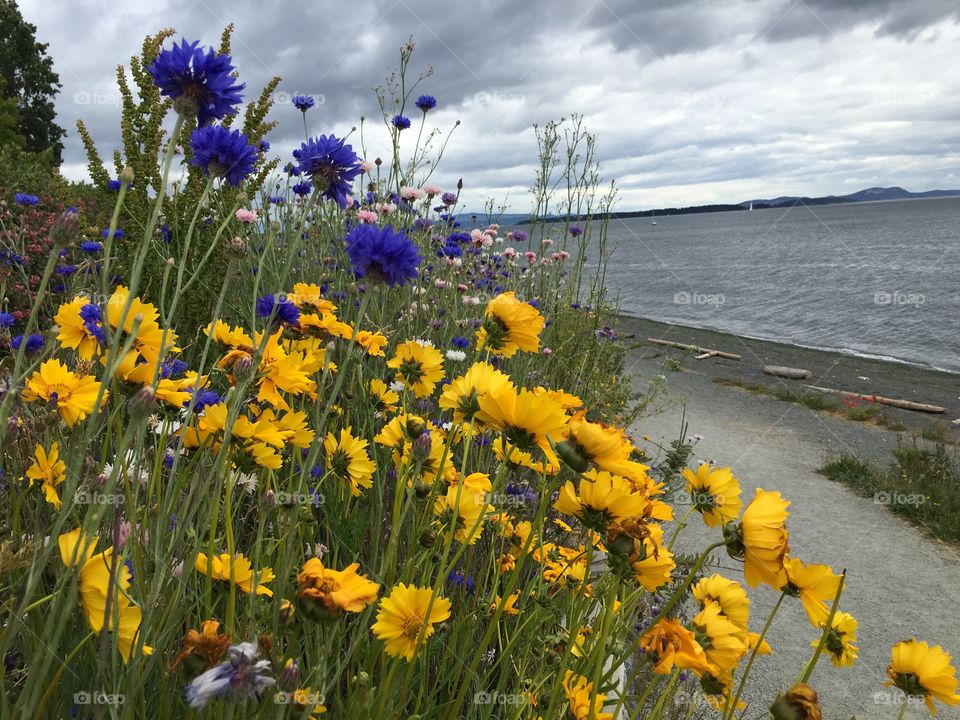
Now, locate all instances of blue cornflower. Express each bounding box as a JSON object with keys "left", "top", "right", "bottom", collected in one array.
[
  {"left": 415, "top": 95, "right": 437, "bottom": 112},
  {"left": 291, "top": 180, "right": 312, "bottom": 196},
  {"left": 568, "top": 224, "right": 584, "bottom": 237},
  {"left": 160, "top": 358, "right": 188, "bottom": 378},
  {"left": 511, "top": 230, "right": 529, "bottom": 243},
  {"left": 414, "top": 217, "right": 433, "bottom": 230},
  {"left": 79, "top": 241, "right": 103, "bottom": 253},
  {"left": 0, "top": 312, "right": 13, "bottom": 328},
  {"left": 189, "top": 125, "right": 257, "bottom": 187},
  {"left": 441, "top": 192, "right": 457, "bottom": 206},
  {"left": 14, "top": 193, "right": 39, "bottom": 206},
  {"left": 0, "top": 251, "right": 24, "bottom": 266},
  {"left": 293, "top": 134, "right": 362, "bottom": 208},
  {"left": 79, "top": 304, "right": 106, "bottom": 344},
  {"left": 256, "top": 294, "right": 300, "bottom": 327},
  {"left": 269, "top": 195, "right": 285, "bottom": 205},
  {"left": 451, "top": 337, "right": 469, "bottom": 348},
  {"left": 190, "top": 389, "right": 222, "bottom": 412},
  {"left": 391, "top": 114, "right": 411, "bottom": 130},
  {"left": 108, "top": 180, "right": 122, "bottom": 191},
  {"left": 291, "top": 94, "right": 315, "bottom": 112},
  {"left": 344, "top": 224, "right": 421, "bottom": 287},
  {"left": 11, "top": 334, "right": 44, "bottom": 353},
  {"left": 55, "top": 264, "right": 77, "bottom": 276},
  {"left": 258, "top": 139, "right": 270, "bottom": 153},
  {"left": 102, "top": 228, "right": 124, "bottom": 239},
  {"left": 146, "top": 39, "right": 245, "bottom": 125},
  {"left": 160, "top": 225, "right": 172, "bottom": 243}
]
